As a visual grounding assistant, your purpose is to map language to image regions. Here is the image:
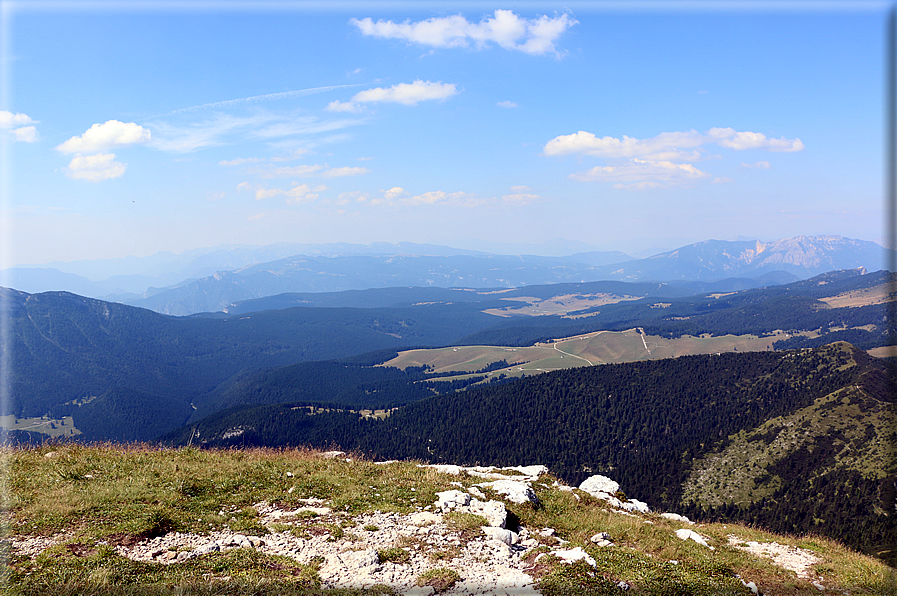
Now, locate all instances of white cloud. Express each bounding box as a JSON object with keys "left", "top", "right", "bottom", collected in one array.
[
  {"left": 497, "top": 100, "right": 518, "bottom": 108},
  {"left": 331, "top": 80, "right": 457, "bottom": 113},
  {"left": 570, "top": 159, "right": 710, "bottom": 189},
  {"left": 0, "top": 111, "right": 35, "bottom": 128},
  {"left": 255, "top": 183, "right": 327, "bottom": 203},
  {"left": 219, "top": 157, "right": 265, "bottom": 166},
  {"left": 546, "top": 127, "right": 803, "bottom": 189},
  {"left": 148, "top": 113, "right": 361, "bottom": 153},
  {"left": 221, "top": 149, "right": 311, "bottom": 167},
  {"left": 64, "top": 153, "right": 127, "bottom": 182},
  {"left": 11, "top": 126, "right": 38, "bottom": 143},
  {"left": 710, "top": 128, "right": 804, "bottom": 152},
  {"left": 252, "top": 163, "right": 369, "bottom": 179},
  {"left": 383, "top": 187, "right": 407, "bottom": 200},
  {"left": 351, "top": 10, "right": 576, "bottom": 57},
  {"left": 544, "top": 128, "right": 803, "bottom": 160},
  {"left": 249, "top": 213, "right": 266, "bottom": 220},
  {"left": 236, "top": 182, "right": 252, "bottom": 192},
  {"left": 256, "top": 164, "right": 324, "bottom": 178},
  {"left": 510, "top": 185, "right": 531, "bottom": 192},
  {"left": 326, "top": 100, "right": 365, "bottom": 113},
  {"left": 56, "top": 120, "right": 151, "bottom": 154},
  {"left": 358, "top": 80, "right": 457, "bottom": 106},
  {"left": 740, "top": 160, "right": 771, "bottom": 169},
  {"left": 320, "top": 166, "right": 370, "bottom": 178}
]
